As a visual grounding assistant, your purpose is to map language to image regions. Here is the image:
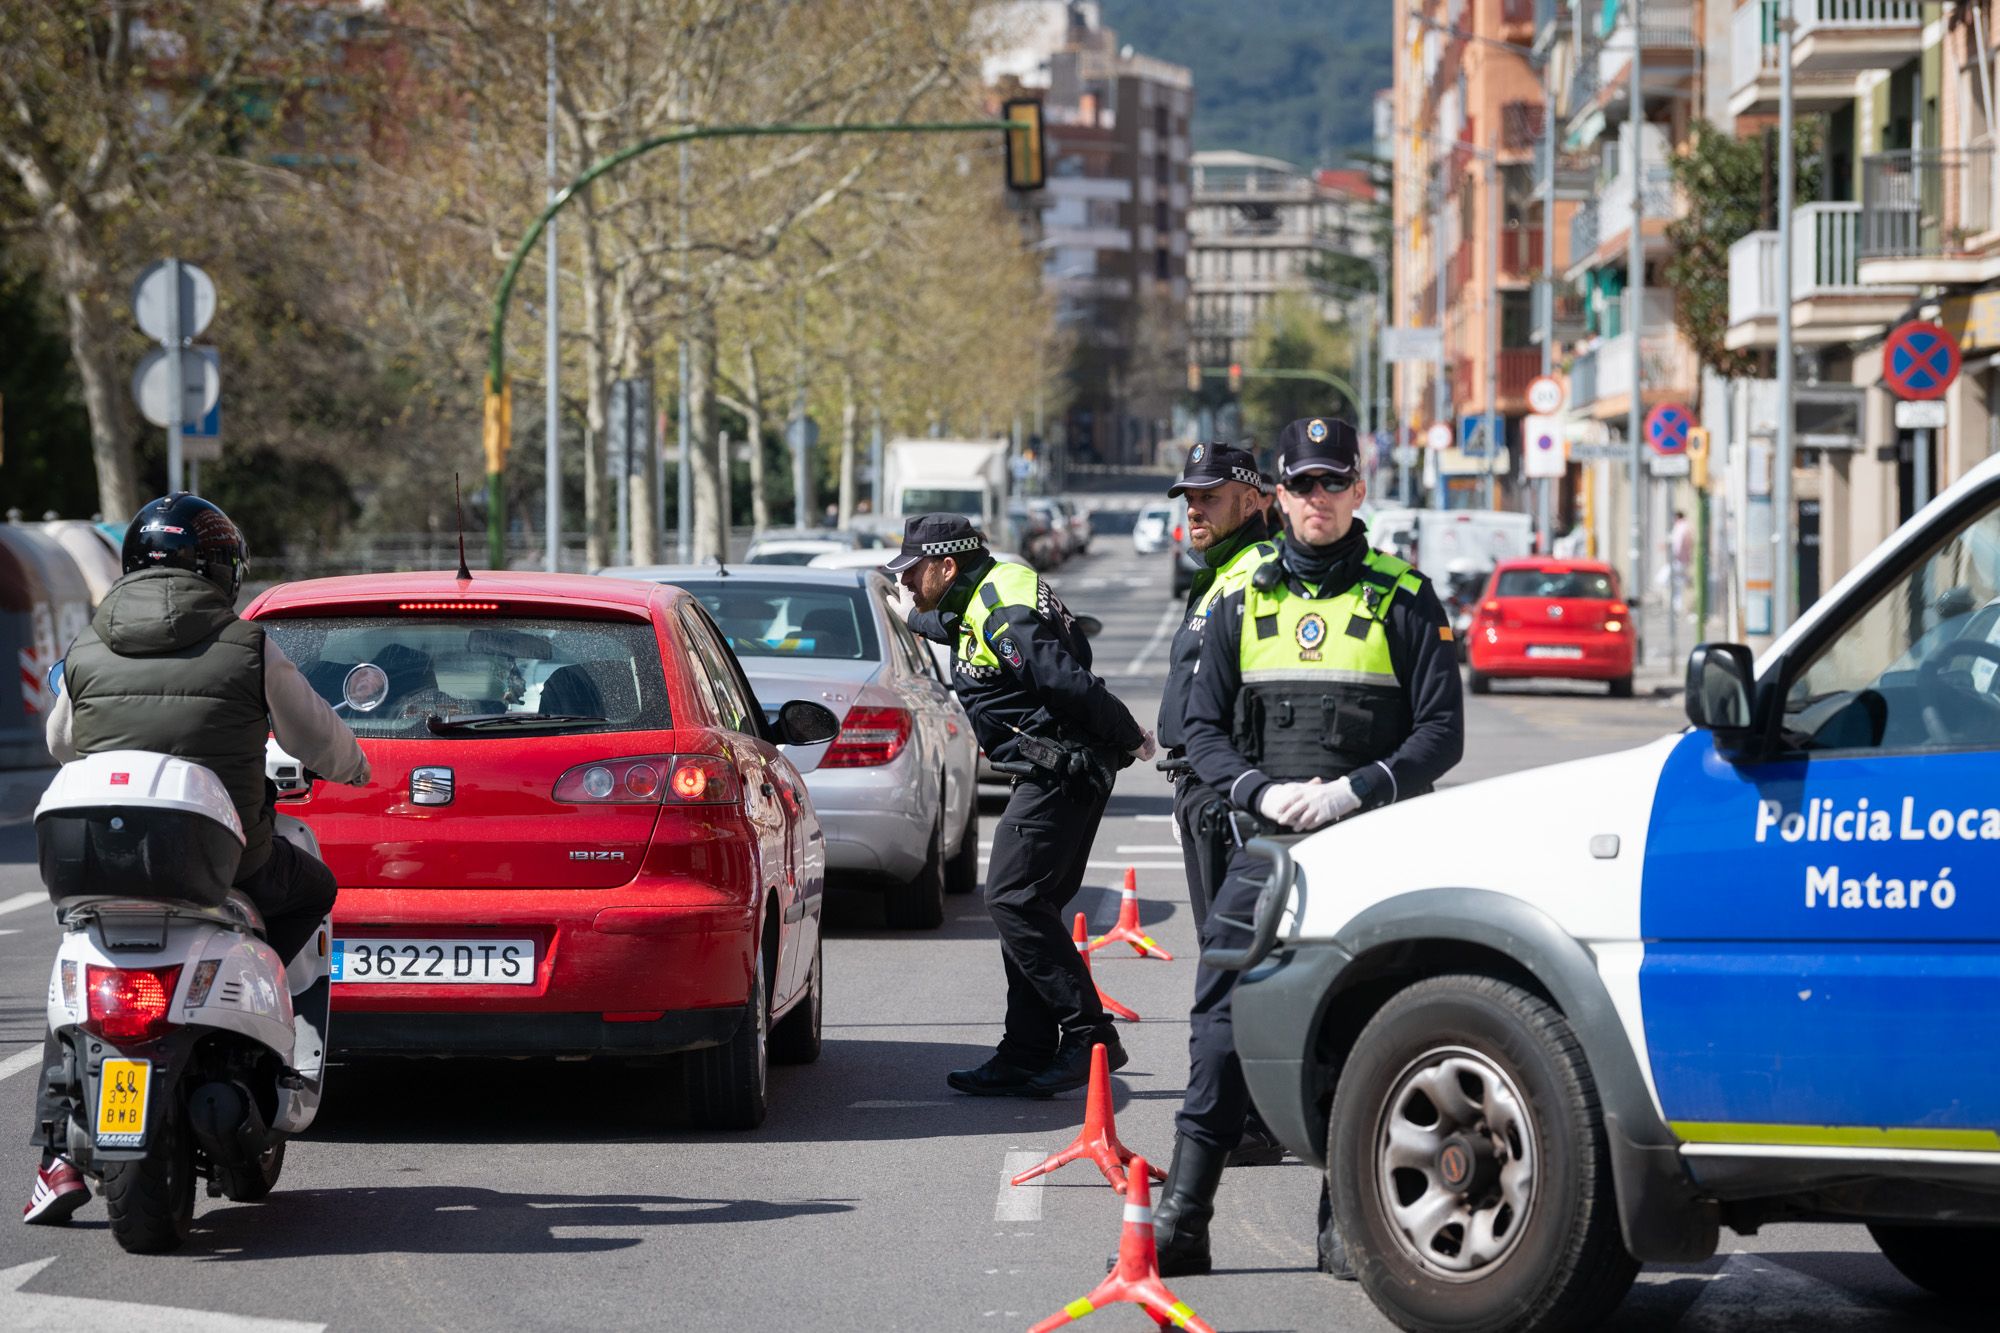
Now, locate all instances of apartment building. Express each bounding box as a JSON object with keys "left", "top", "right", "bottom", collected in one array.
[
  {"left": 1392, "top": 0, "right": 1569, "bottom": 511},
  {"left": 983, "top": 1, "right": 1193, "bottom": 465},
  {"left": 1186, "top": 153, "right": 1378, "bottom": 370}
]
